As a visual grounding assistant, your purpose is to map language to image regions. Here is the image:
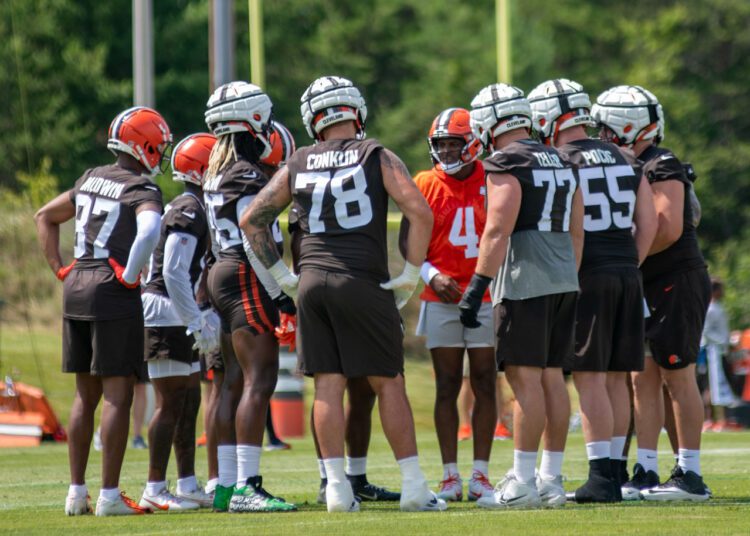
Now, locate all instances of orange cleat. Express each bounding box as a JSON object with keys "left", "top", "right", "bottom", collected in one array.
[
  {"left": 457, "top": 424, "right": 472, "bottom": 441},
  {"left": 196, "top": 432, "right": 207, "bottom": 447},
  {"left": 494, "top": 422, "right": 512, "bottom": 440}
]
